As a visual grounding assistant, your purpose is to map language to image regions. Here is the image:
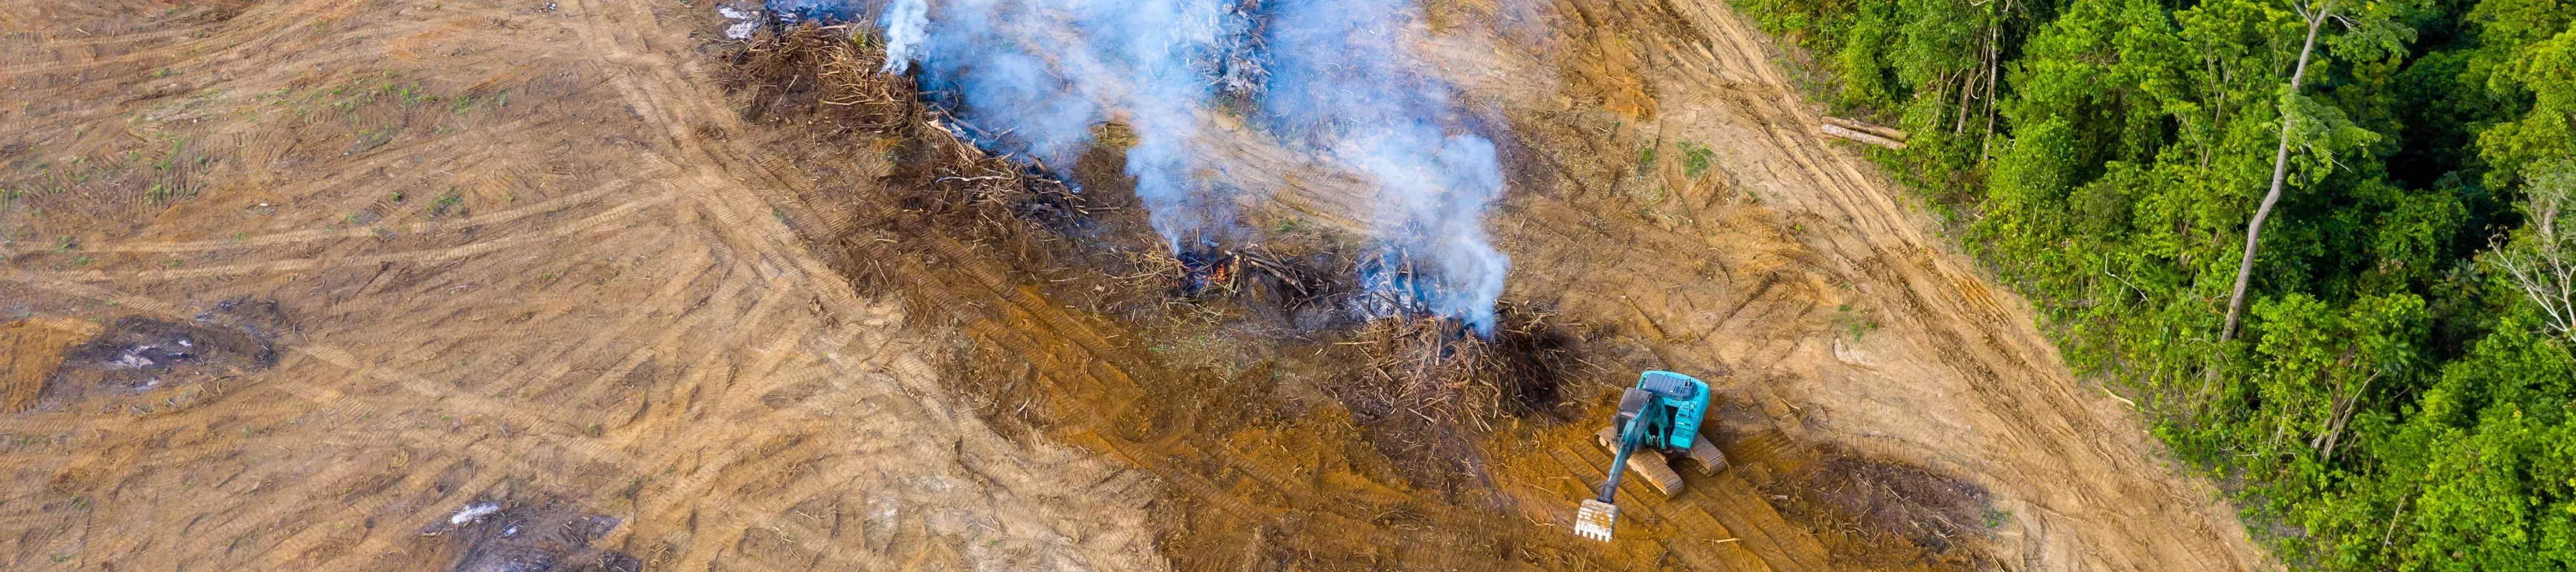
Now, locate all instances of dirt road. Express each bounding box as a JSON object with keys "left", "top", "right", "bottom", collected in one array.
[{"left": 0, "top": 0, "right": 2272, "bottom": 570}]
